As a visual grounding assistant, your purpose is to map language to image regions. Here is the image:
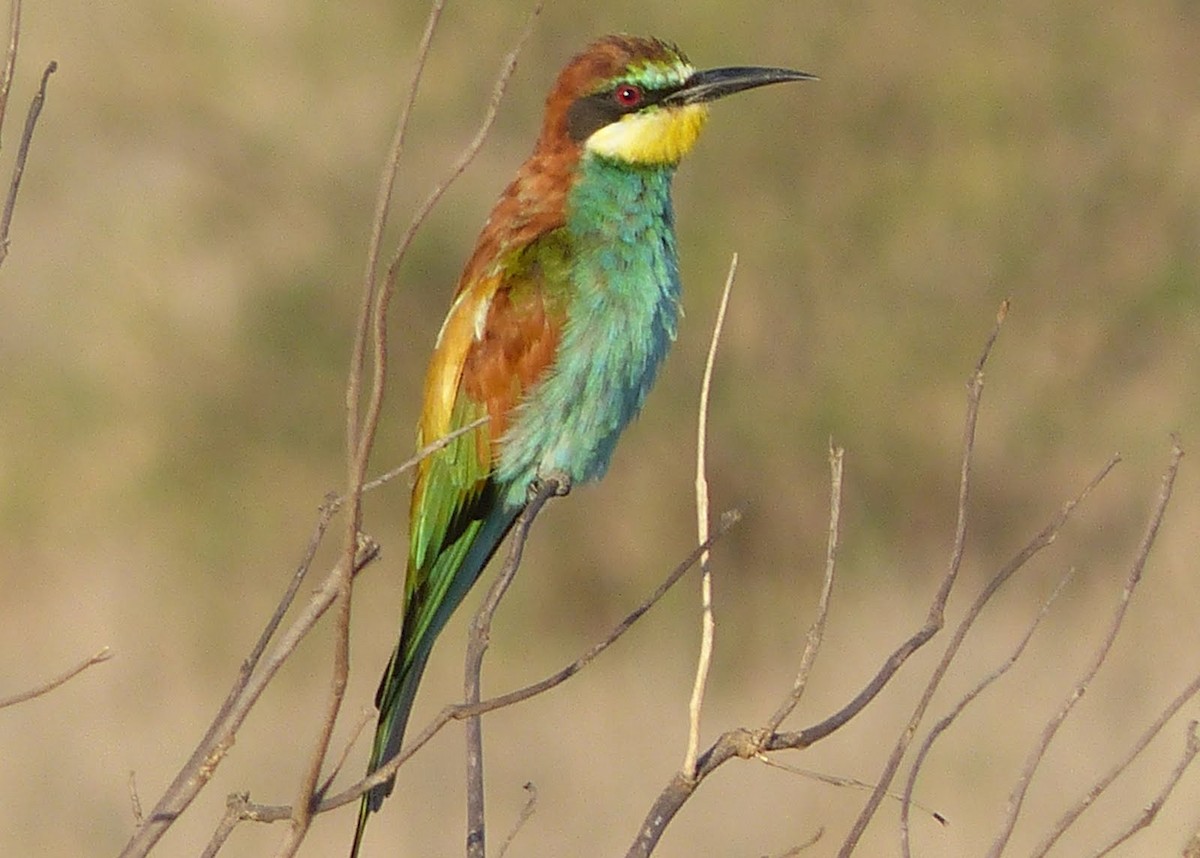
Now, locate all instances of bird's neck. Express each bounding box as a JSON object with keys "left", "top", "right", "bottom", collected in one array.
[
  {"left": 565, "top": 155, "right": 681, "bottom": 295},
  {"left": 566, "top": 154, "right": 679, "bottom": 242},
  {"left": 562, "top": 153, "right": 682, "bottom": 333}
]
